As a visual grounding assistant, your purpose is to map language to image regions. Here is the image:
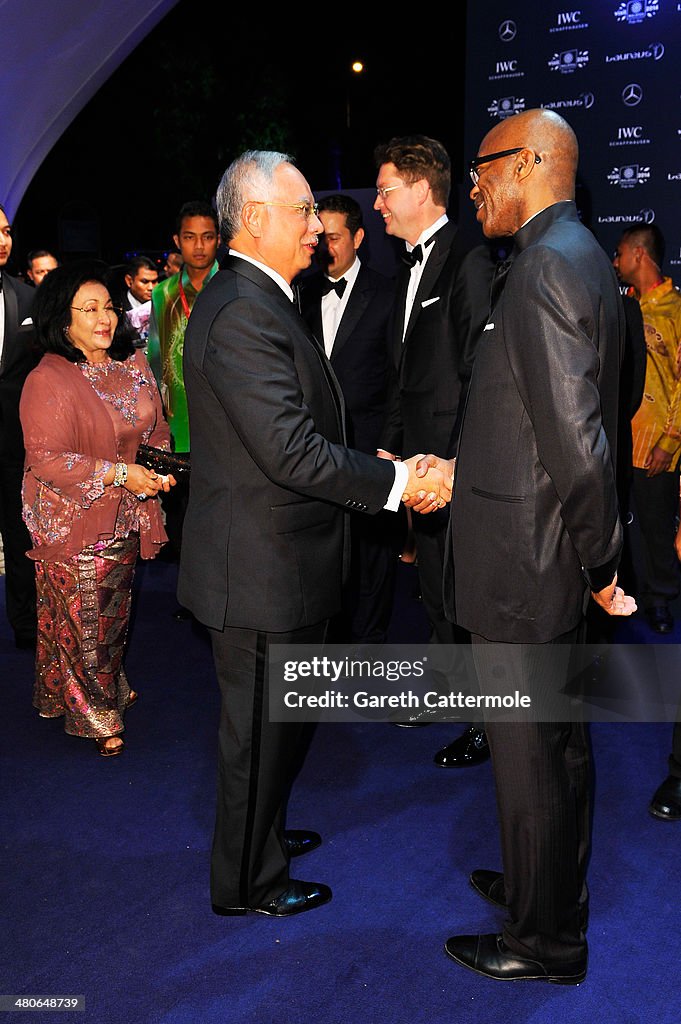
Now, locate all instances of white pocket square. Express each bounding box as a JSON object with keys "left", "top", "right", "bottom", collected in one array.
[
  {"left": 21, "top": 317, "right": 33, "bottom": 325},
  {"left": 484, "top": 322, "right": 495, "bottom": 331},
  {"left": 421, "top": 297, "right": 440, "bottom": 308}
]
